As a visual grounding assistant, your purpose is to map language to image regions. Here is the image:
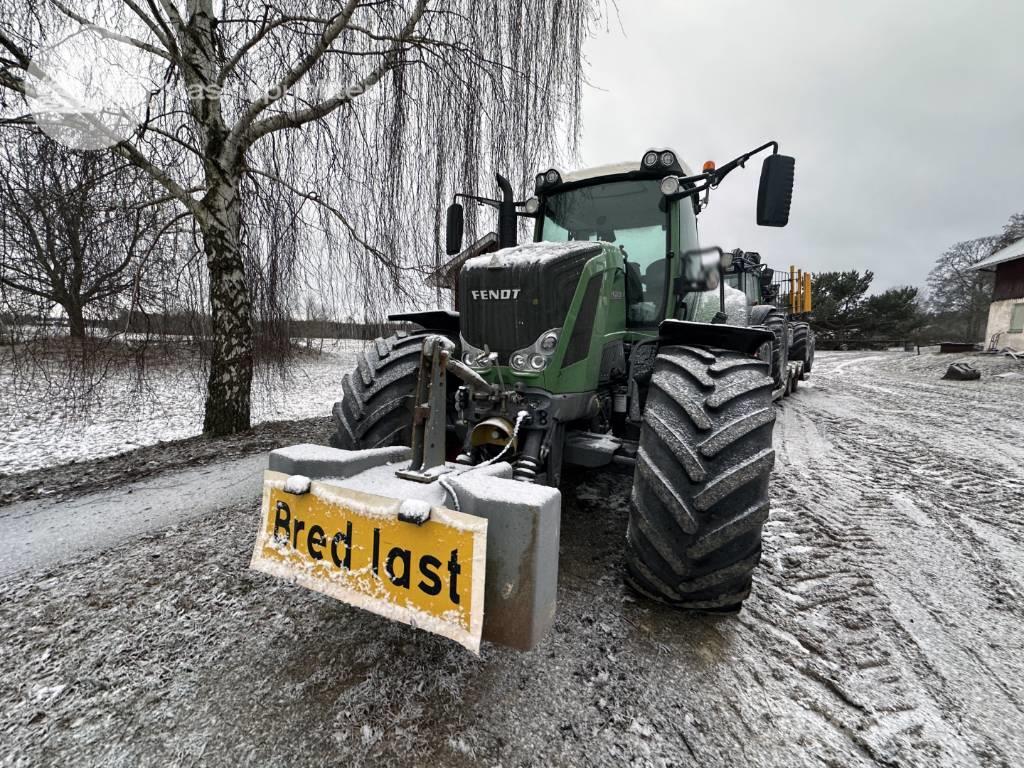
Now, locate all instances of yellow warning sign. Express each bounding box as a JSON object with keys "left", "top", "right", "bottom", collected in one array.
[{"left": 250, "top": 471, "right": 487, "bottom": 652}]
